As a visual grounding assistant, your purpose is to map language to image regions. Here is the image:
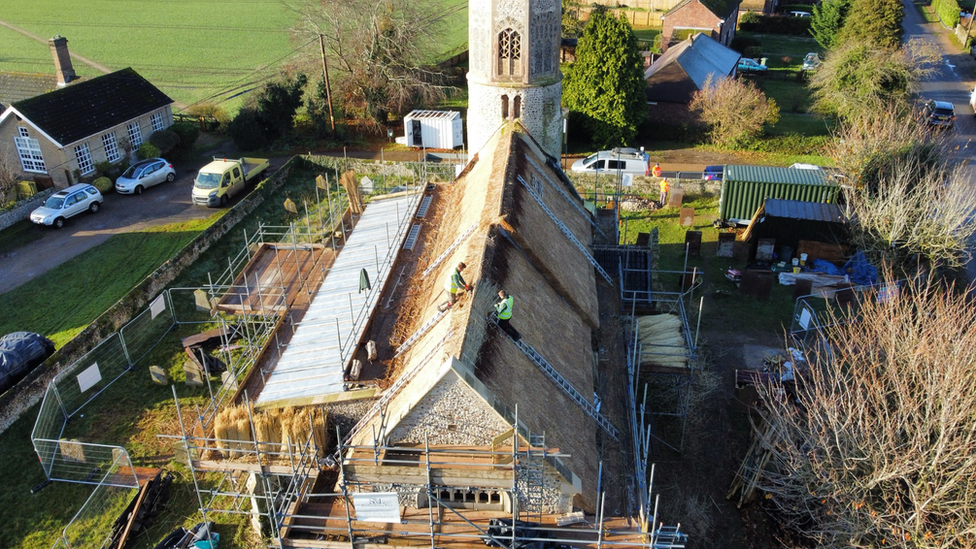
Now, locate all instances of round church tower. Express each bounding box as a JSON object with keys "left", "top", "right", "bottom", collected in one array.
[{"left": 467, "top": 0, "right": 563, "bottom": 158}]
